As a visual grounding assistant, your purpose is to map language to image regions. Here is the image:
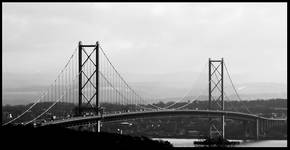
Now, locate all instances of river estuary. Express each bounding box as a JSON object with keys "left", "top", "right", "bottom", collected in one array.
[{"left": 152, "top": 138, "right": 287, "bottom": 147}]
